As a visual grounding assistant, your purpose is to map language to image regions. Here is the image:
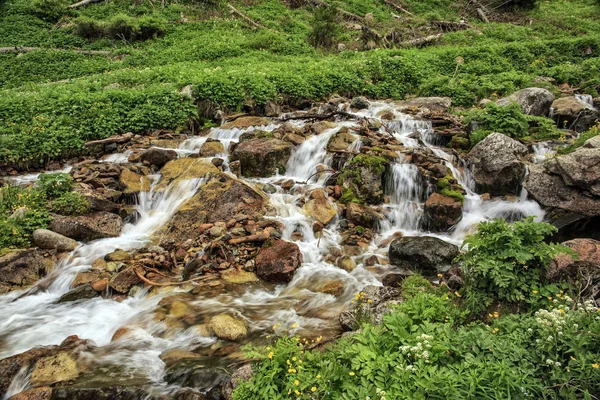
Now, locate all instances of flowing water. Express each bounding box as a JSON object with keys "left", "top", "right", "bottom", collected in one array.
[{"left": 0, "top": 101, "right": 549, "bottom": 396}]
